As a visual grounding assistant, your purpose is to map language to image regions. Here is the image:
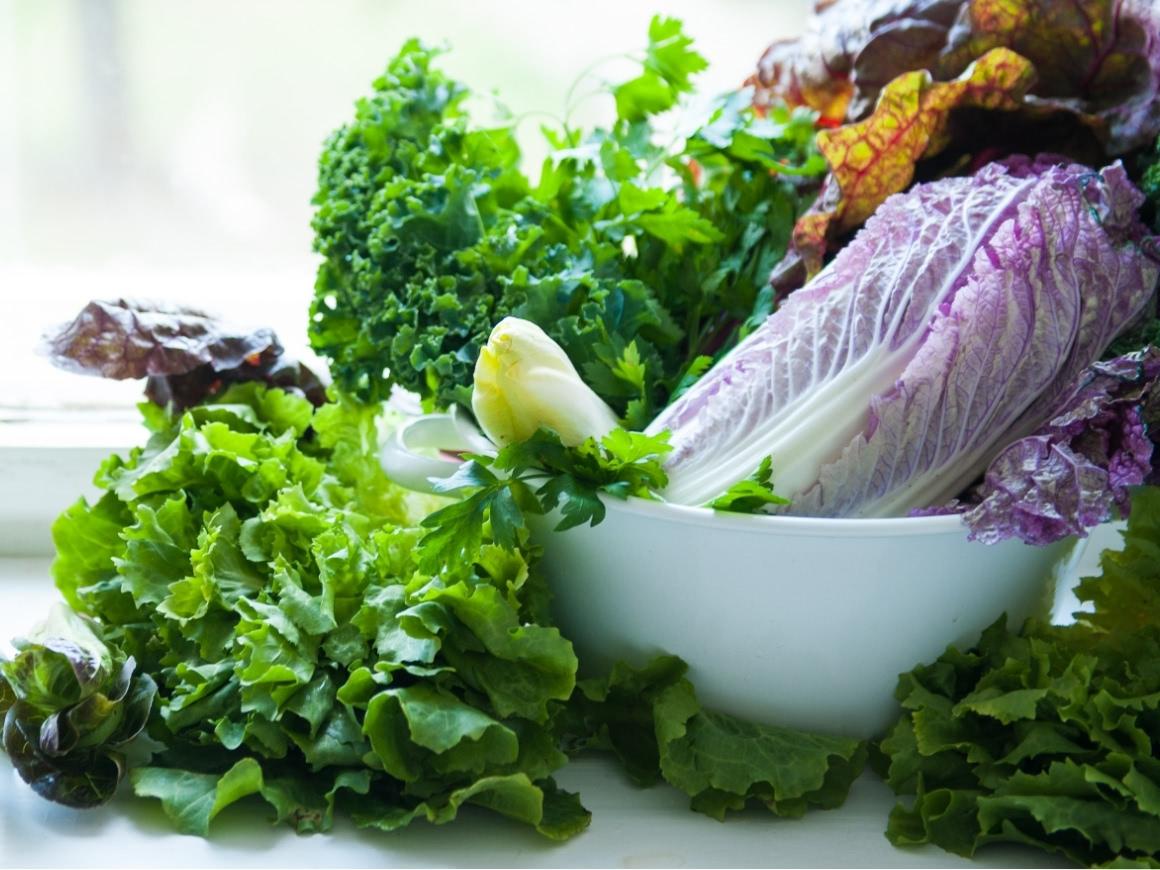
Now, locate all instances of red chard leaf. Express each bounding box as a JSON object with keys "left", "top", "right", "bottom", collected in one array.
[
  {"left": 795, "top": 48, "right": 1036, "bottom": 274},
  {"left": 938, "top": 0, "right": 1160, "bottom": 153},
  {"left": 752, "top": 0, "right": 1160, "bottom": 284}
]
